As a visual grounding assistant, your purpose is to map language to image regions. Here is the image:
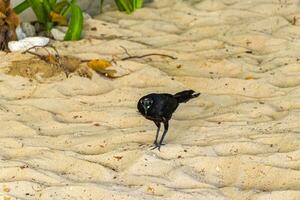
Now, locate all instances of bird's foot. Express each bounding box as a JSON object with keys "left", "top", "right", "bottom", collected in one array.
[{"left": 150, "top": 143, "right": 165, "bottom": 151}]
